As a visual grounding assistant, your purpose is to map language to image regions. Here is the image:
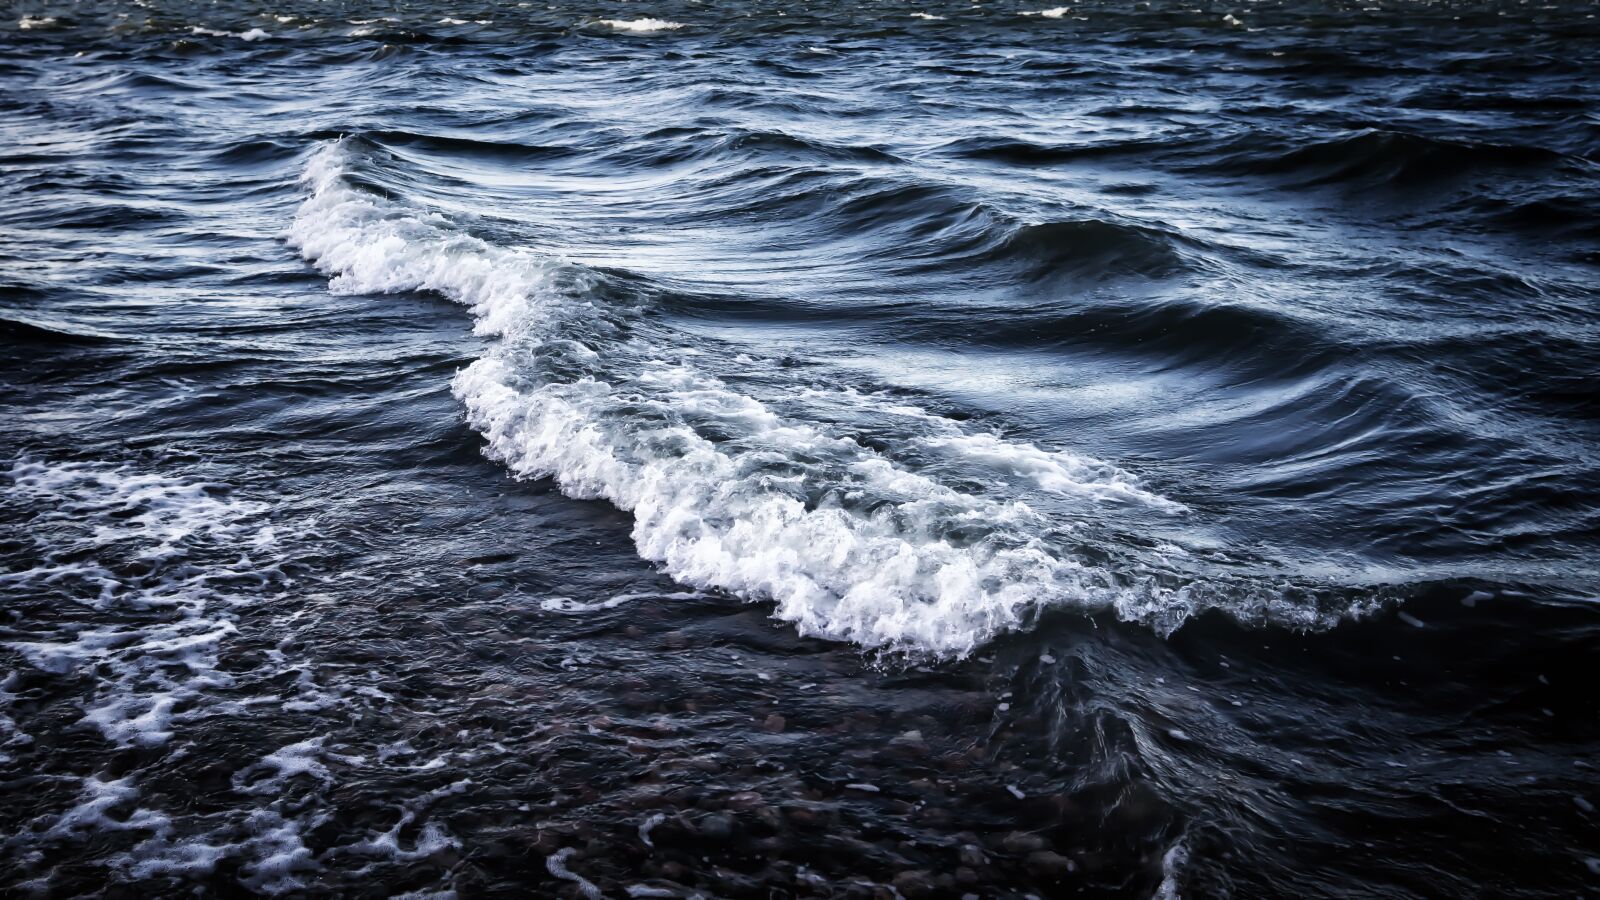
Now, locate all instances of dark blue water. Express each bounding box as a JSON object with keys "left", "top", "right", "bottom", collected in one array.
[{"left": 2, "top": 0, "right": 1598, "bottom": 896}]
